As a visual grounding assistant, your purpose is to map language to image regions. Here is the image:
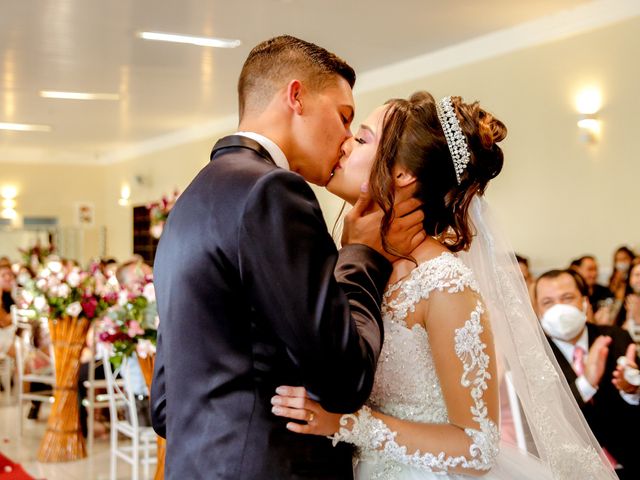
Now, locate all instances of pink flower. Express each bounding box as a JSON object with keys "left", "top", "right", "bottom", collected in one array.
[{"left": 127, "top": 320, "right": 144, "bottom": 338}]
